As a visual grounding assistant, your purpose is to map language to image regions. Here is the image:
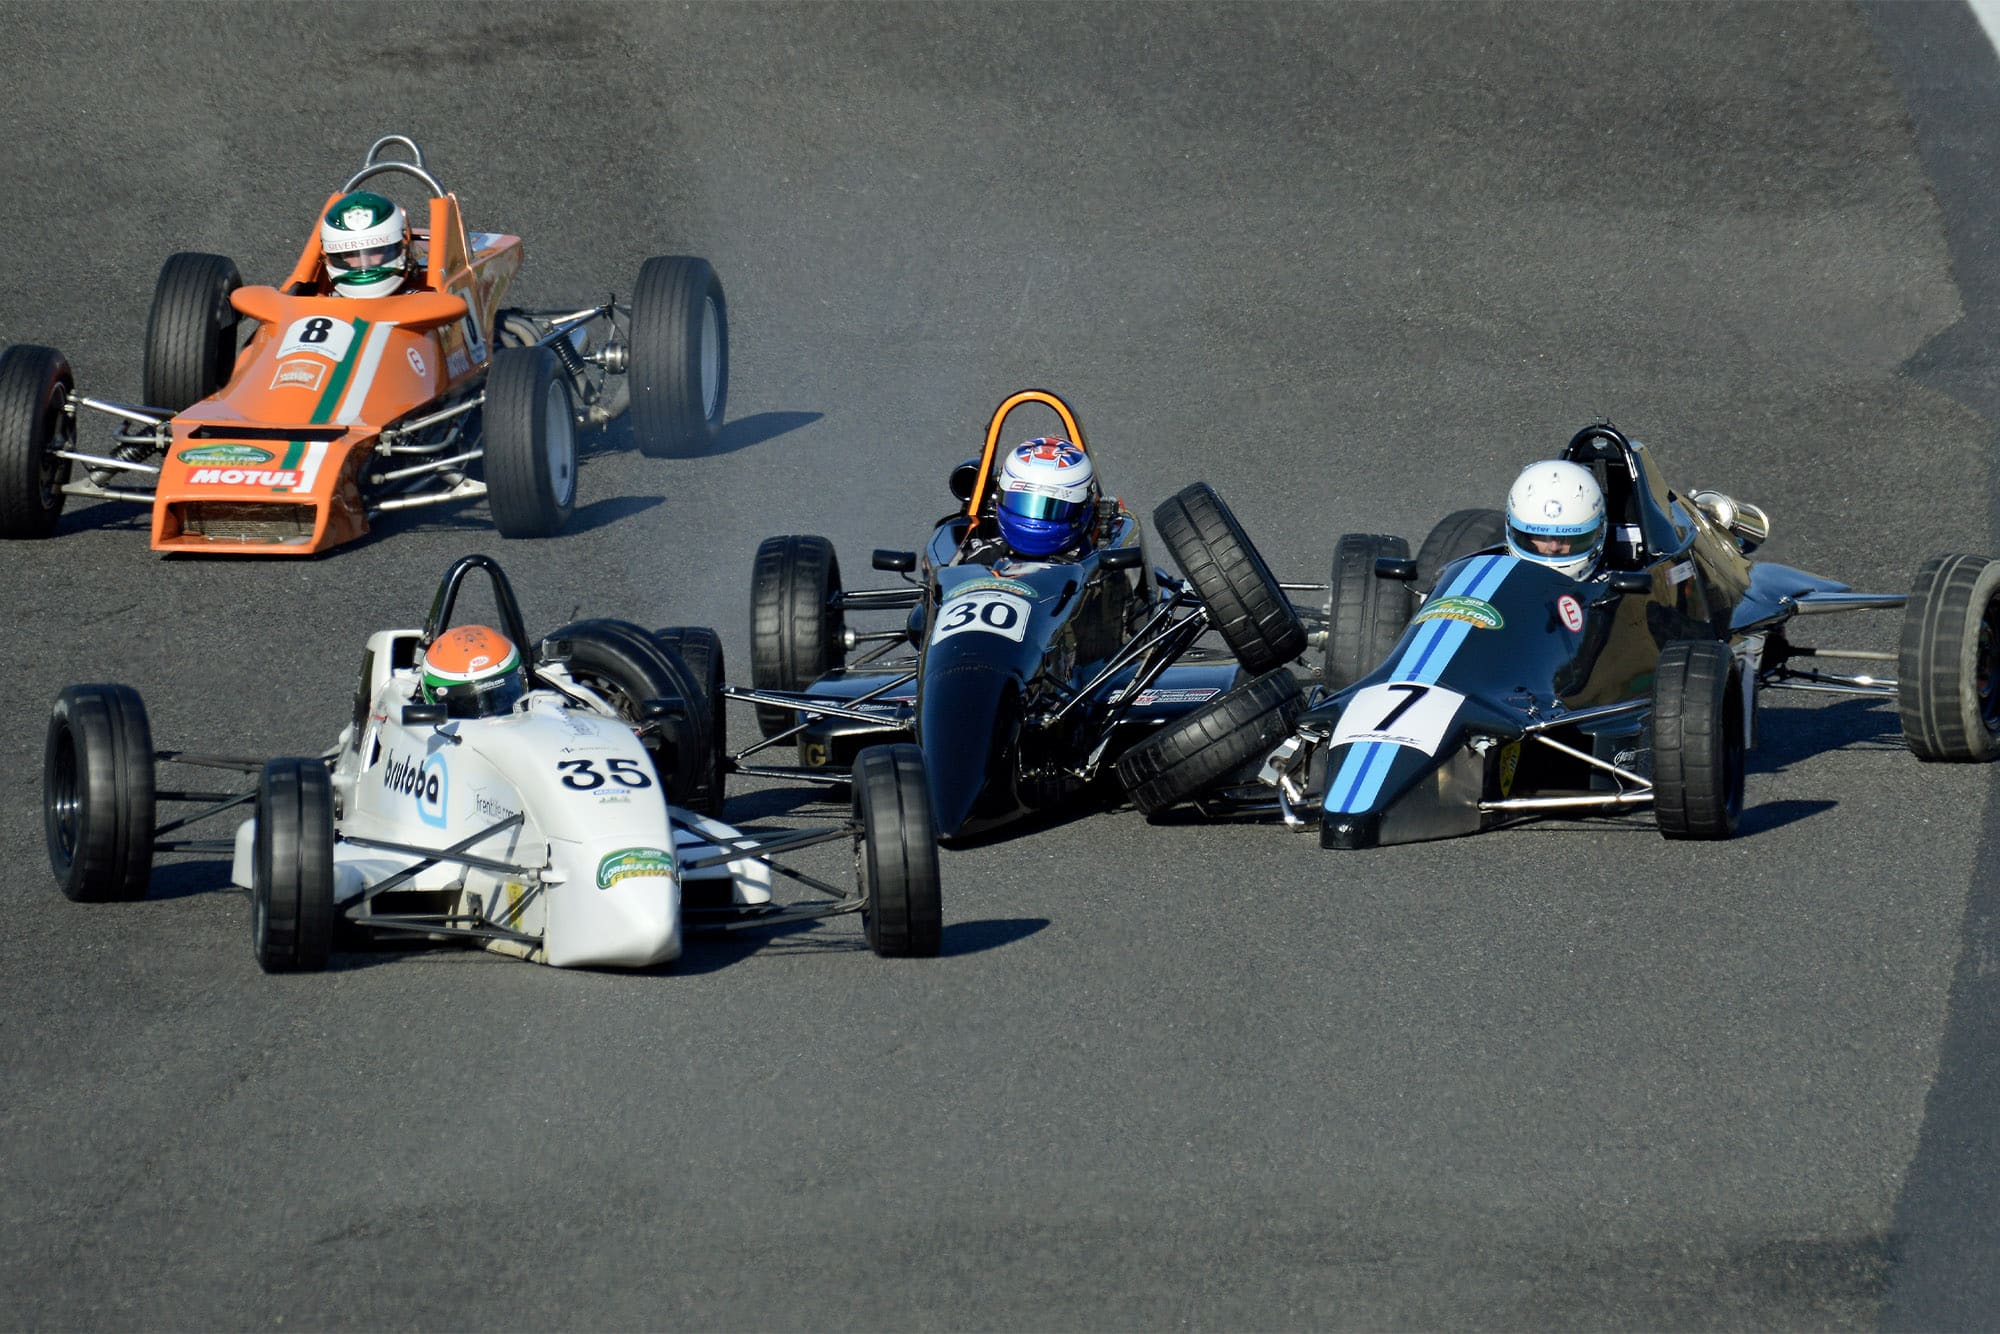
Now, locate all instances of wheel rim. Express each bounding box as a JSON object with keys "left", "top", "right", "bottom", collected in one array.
[
  {"left": 543, "top": 381, "right": 575, "bottom": 507},
  {"left": 50, "top": 724, "right": 80, "bottom": 861},
  {"left": 699, "top": 295, "right": 722, "bottom": 422},
  {"left": 37, "top": 390, "right": 72, "bottom": 509}
]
